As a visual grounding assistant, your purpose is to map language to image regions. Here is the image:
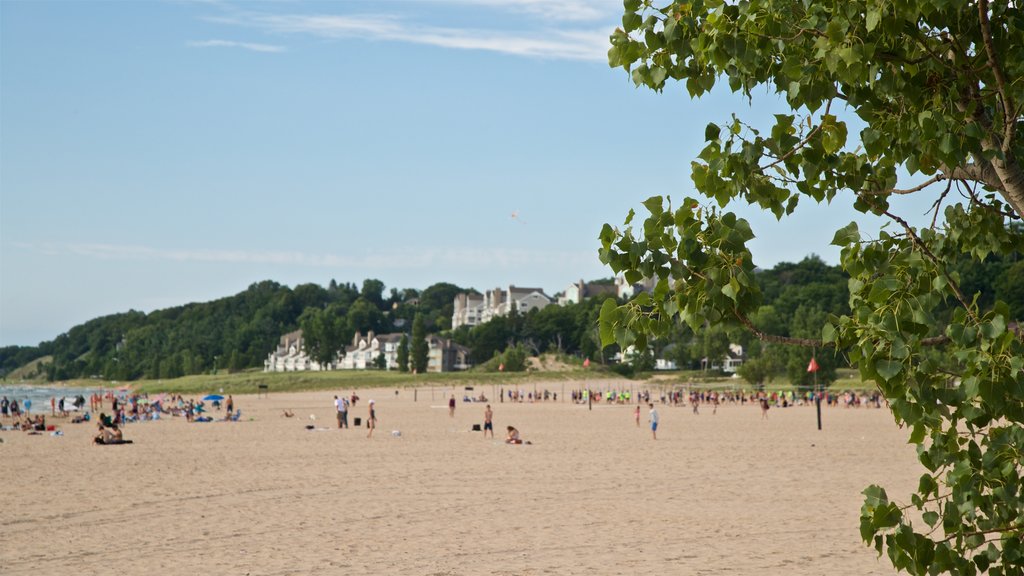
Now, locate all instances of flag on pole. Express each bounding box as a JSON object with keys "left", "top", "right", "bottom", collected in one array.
[
  {"left": 807, "top": 357, "right": 819, "bottom": 373},
  {"left": 499, "top": 363, "right": 505, "bottom": 372},
  {"left": 583, "top": 358, "right": 590, "bottom": 368}
]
